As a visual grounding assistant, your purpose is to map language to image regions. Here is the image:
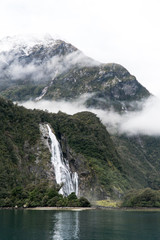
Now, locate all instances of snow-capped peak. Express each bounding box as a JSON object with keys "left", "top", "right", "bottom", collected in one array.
[{"left": 0, "top": 34, "right": 58, "bottom": 53}]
